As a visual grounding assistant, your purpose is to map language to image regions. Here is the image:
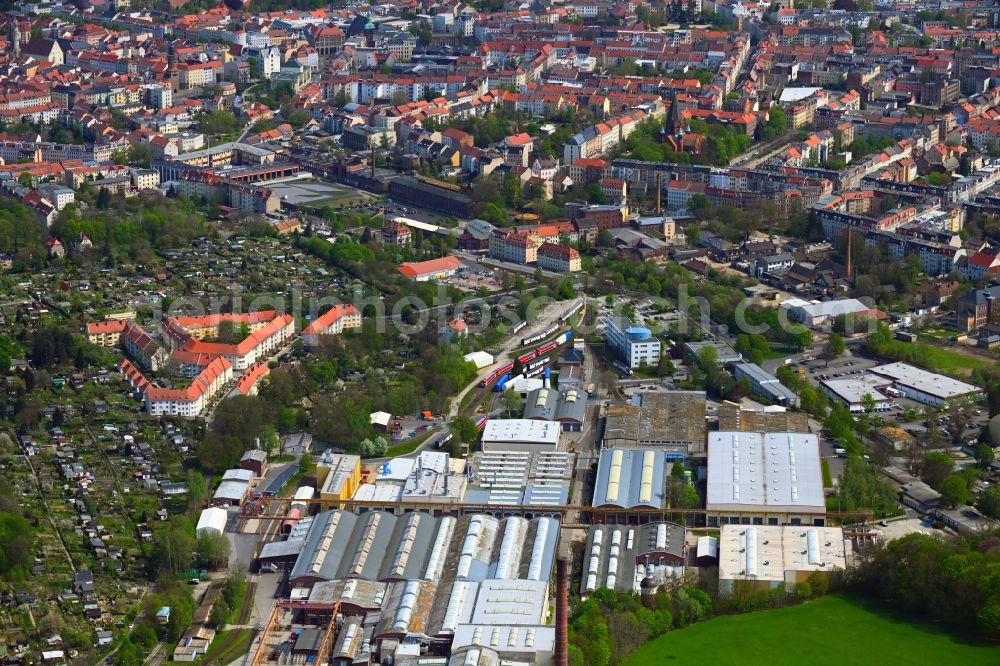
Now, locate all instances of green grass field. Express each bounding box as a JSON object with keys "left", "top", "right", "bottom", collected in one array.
[
  {"left": 915, "top": 344, "right": 995, "bottom": 375},
  {"left": 883, "top": 338, "right": 995, "bottom": 378},
  {"left": 623, "top": 596, "right": 999, "bottom": 665}
]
